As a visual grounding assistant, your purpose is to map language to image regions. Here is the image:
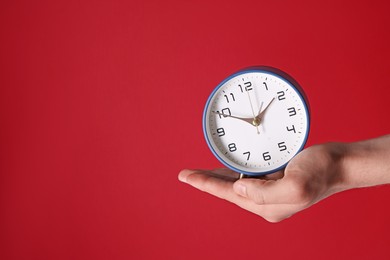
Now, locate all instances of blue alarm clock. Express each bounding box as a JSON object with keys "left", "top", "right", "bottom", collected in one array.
[{"left": 203, "top": 66, "right": 310, "bottom": 177}]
